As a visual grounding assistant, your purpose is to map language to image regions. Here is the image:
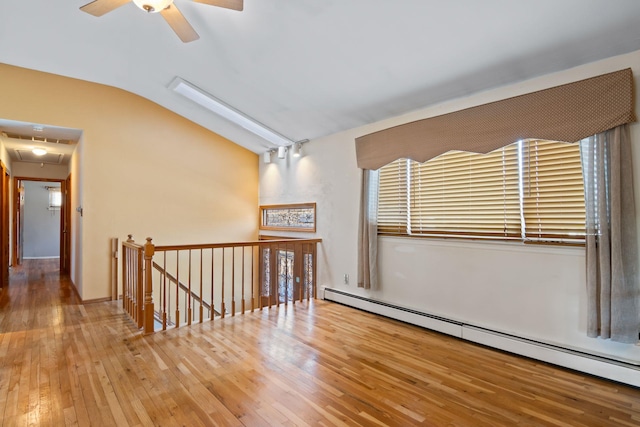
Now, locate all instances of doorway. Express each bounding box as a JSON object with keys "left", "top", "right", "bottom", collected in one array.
[
  {"left": 0, "top": 162, "right": 9, "bottom": 289},
  {"left": 12, "top": 177, "right": 70, "bottom": 276}
]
